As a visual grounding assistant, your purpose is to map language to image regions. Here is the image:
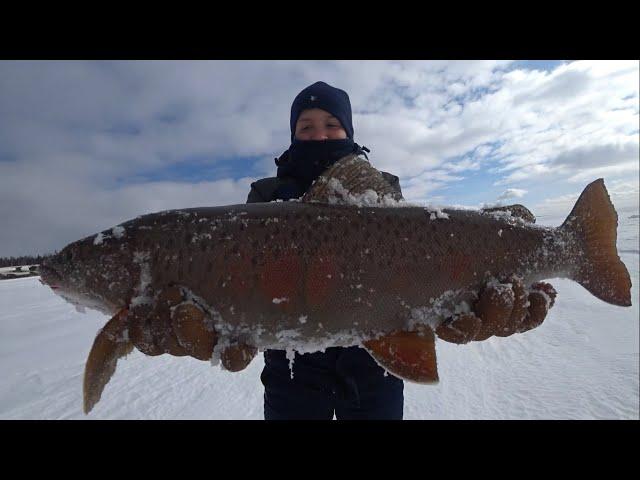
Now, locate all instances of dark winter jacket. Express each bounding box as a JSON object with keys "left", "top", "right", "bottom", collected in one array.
[
  {"left": 246, "top": 164, "right": 403, "bottom": 203},
  {"left": 248, "top": 154, "right": 406, "bottom": 418}
]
